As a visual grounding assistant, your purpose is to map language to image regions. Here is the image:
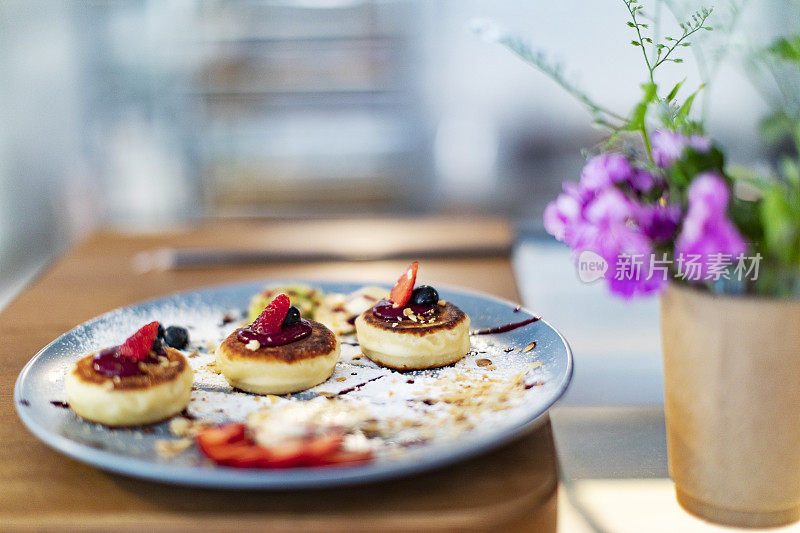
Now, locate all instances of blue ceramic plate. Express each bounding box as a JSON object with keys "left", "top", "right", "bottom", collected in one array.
[{"left": 14, "top": 280, "right": 572, "bottom": 489}]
